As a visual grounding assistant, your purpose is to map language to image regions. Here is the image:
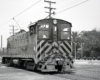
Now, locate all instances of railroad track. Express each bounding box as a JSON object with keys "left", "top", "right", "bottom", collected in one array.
[
  {"left": 1, "top": 62, "right": 100, "bottom": 80},
  {"left": 53, "top": 68, "right": 100, "bottom": 80},
  {"left": 54, "top": 72, "right": 99, "bottom": 80},
  {"left": 82, "top": 67, "right": 100, "bottom": 73}
]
